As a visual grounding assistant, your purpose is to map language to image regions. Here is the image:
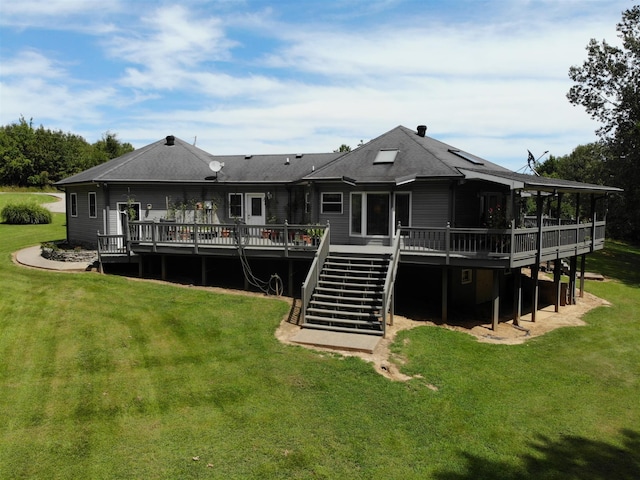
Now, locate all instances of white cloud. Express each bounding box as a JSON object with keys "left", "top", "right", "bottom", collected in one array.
[
  {"left": 0, "top": 50, "right": 67, "bottom": 78},
  {"left": 106, "top": 5, "right": 236, "bottom": 90},
  {"left": 0, "top": 0, "right": 628, "bottom": 168}
]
